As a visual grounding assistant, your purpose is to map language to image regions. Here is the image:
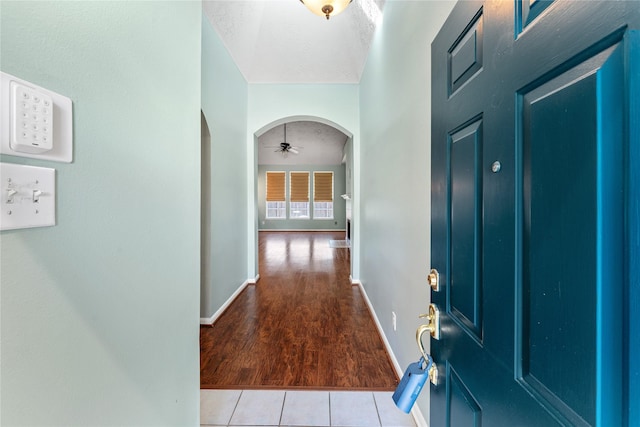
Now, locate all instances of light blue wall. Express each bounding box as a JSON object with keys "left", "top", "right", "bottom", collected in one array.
[
  {"left": 201, "top": 17, "right": 249, "bottom": 319},
  {"left": 247, "top": 85, "right": 360, "bottom": 277},
  {"left": 257, "top": 165, "right": 346, "bottom": 230},
  {"left": 0, "top": 2, "right": 201, "bottom": 425},
  {"left": 358, "top": 0, "right": 455, "bottom": 420}
]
